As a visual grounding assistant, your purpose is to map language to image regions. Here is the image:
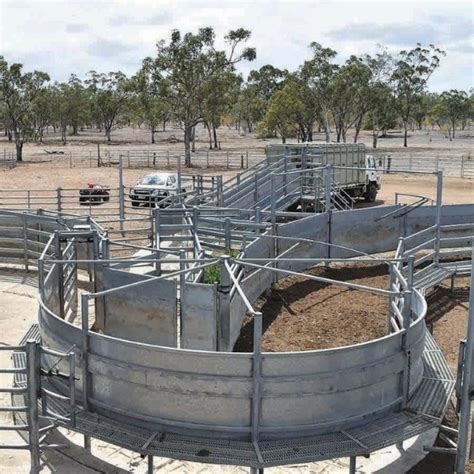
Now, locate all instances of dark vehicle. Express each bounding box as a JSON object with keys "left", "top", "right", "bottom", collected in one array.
[{"left": 79, "top": 183, "right": 110, "bottom": 204}]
